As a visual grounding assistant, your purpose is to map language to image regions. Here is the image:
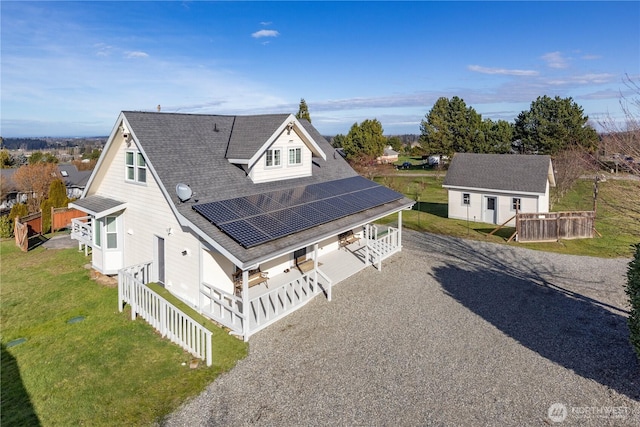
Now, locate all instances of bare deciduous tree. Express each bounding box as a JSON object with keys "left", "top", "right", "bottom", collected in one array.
[{"left": 12, "top": 163, "right": 58, "bottom": 213}]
